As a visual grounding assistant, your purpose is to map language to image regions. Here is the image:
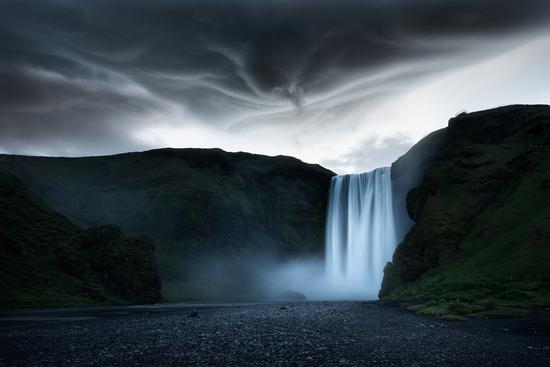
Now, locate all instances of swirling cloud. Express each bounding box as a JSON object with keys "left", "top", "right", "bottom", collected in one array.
[{"left": 1, "top": 0, "right": 549, "bottom": 169}]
